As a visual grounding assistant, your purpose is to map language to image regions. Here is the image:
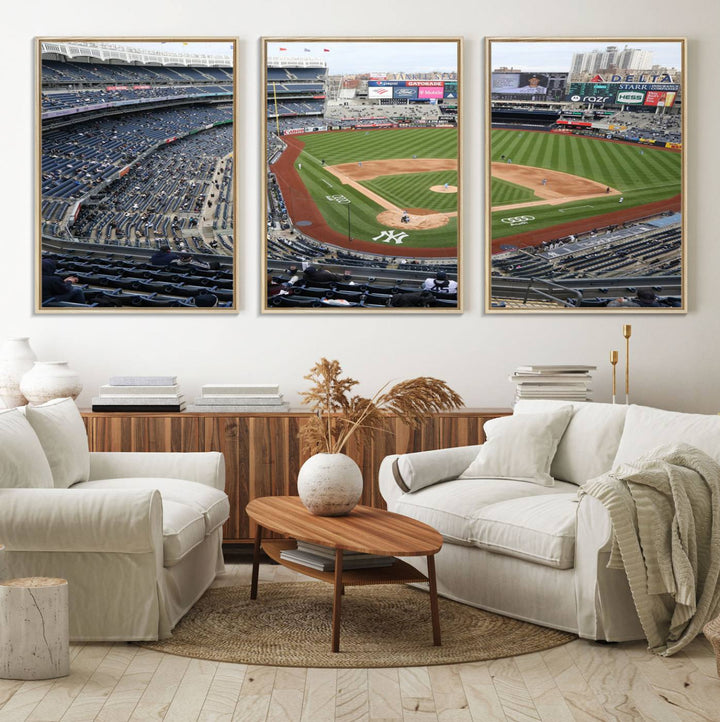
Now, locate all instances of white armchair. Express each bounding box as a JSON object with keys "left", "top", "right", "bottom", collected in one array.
[{"left": 0, "top": 399, "right": 229, "bottom": 641}]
